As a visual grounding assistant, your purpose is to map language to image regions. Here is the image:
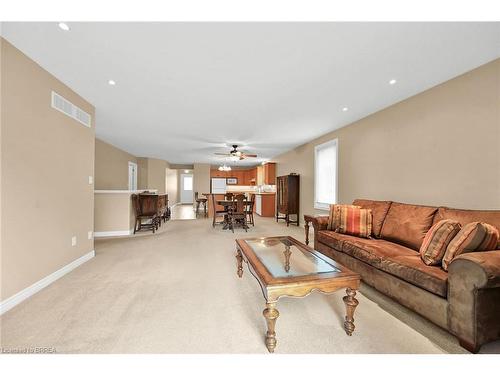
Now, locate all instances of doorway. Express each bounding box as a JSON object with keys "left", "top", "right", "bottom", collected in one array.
[
  {"left": 180, "top": 173, "right": 193, "bottom": 204},
  {"left": 128, "top": 161, "right": 138, "bottom": 191}
]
